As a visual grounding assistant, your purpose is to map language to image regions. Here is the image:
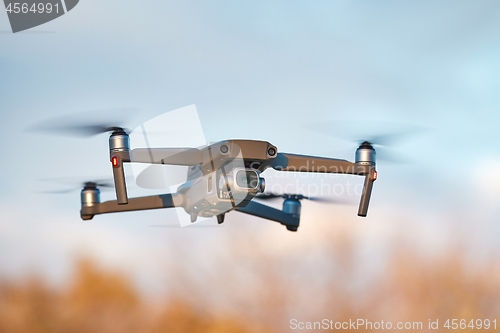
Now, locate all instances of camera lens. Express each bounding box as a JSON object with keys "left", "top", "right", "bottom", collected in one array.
[
  {"left": 236, "top": 170, "right": 258, "bottom": 189},
  {"left": 267, "top": 147, "right": 276, "bottom": 156}
]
